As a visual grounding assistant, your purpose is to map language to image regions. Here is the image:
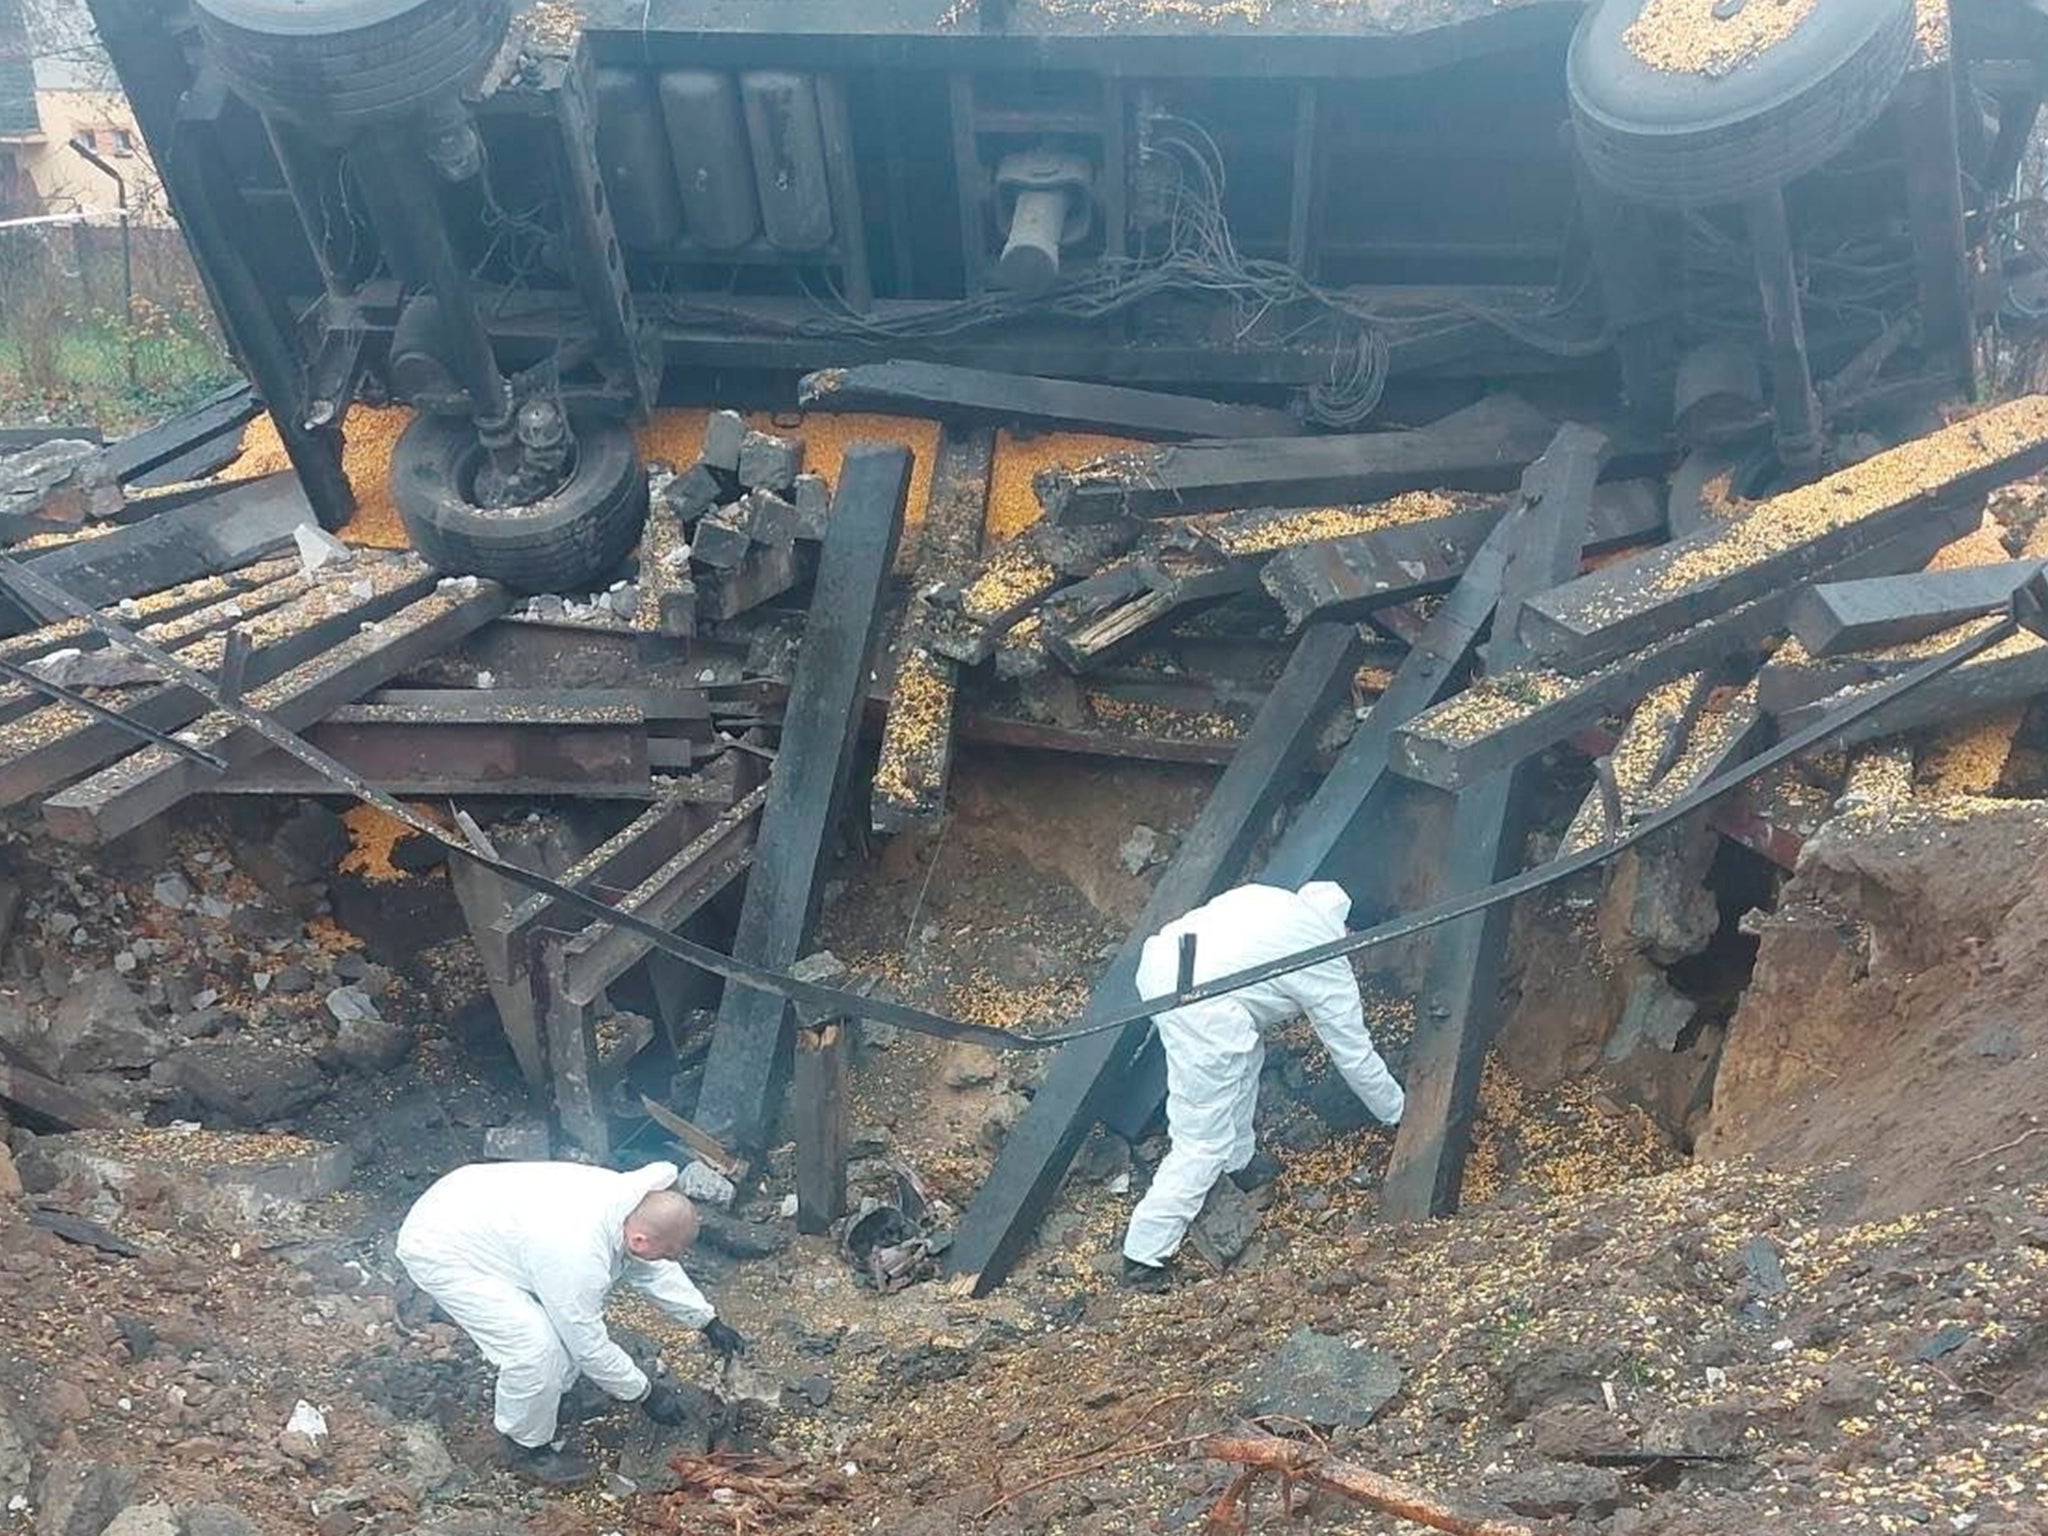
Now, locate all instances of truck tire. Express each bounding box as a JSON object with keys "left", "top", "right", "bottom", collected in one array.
[
  {"left": 1569, "top": 0, "right": 1917, "bottom": 208},
  {"left": 192, "top": 0, "right": 512, "bottom": 130},
  {"left": 392, "top": 414, "right": 649, "bottom": 595}
]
